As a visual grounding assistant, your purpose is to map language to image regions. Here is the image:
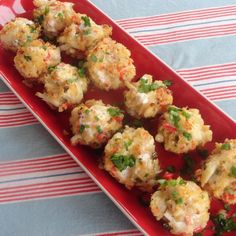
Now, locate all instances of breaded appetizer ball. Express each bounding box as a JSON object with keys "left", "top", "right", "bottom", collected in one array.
[
  {"left": 103, "top": 126, "right": 160, "bottom": 191},
  {"left": 124, "top": 74, "right": 173, "bottom": 118},
  {"left": 197, "top": 139, "right": 236, "bottom": 204},
  {"left": 155, "top": 106, "right": 212, "bottom": 154},
  {"left": 0, "top": 17, "right": 41, "bottom": 52},
  {"left": 58, "top": 14, "right": 112, "bottom": 58},
  {"left": 33, "top": 0, "right": 76, "bottom": 38},
  {"left": 150, "top": 178, "right": 210, "bottom": 236},
  {"left": 70, "top": 100, "right": 124, "bottom": 148},
  {"left": 14, "top": 39, "right": 61, "bottom": 81},
  {"left": 87, "top": 38, "right": 136, "bottom": 91},
  {"left": 36, "top": 63, "right": 88, "bottom": 111}
]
